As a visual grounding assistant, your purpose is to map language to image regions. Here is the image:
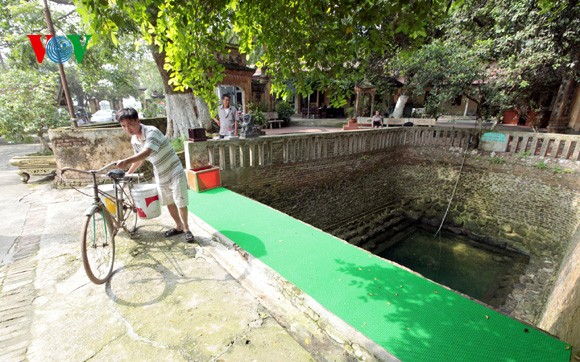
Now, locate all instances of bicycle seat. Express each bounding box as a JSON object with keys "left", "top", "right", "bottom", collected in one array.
[{"left": 107, "top": 169, "right": 126, "bottom": 180}]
